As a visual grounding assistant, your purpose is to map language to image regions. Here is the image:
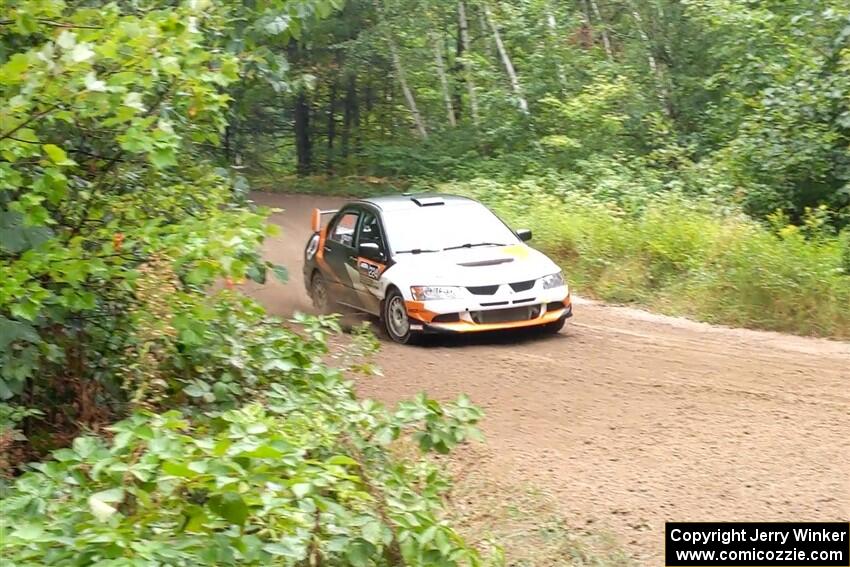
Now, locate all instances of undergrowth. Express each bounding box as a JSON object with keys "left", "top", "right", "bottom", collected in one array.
[{"left": 447, "top": 179, "right": 850, "bottom": 339}]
